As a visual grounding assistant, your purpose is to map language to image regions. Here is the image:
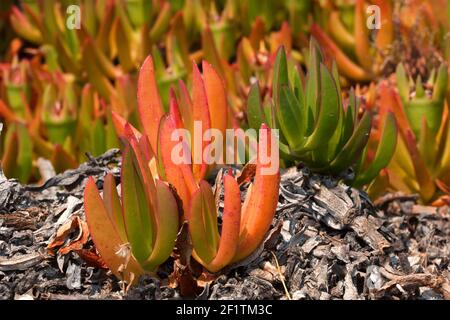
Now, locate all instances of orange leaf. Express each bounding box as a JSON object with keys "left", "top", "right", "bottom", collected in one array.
[
  {"left": 0, "top": 99, "right": 20, "bottom": 123},
  {"left": 111, "top": 111, "right": 142, "bottom": 140},
  {"left": 137, "top": 55, "right": 164, "bottom": 152},
  {"left": 234, "top": 124, "right": 280, "bottom": 262},
  {"left": 158, "top": 114, "right": 191, "bottom": 218},
  {"left": 354, "top": 0, "right": 373, "bottom": 70},
  {"left": 75, "top": 248, "right": 108, "bottom": 269},
  {"left": 207, "top": 170, "right": 241, "bottom": 272},
  {"left": 202, "top": 60, "right": 228, "bottom": 136},
  {"left": 192, "top": 62, "right": 211, "bottom": 181},
  {"left": 178, "top": 79, "right": 194, "bottom": 136},
  {"left": 311, "top": 23, "right": 372, "bottom": 81},
  {"left": 84, "top": 177, "right": 143, "bottom": 283},
  {"left": 59, "top": 217, "right": 90, "bottom": 255},
  {"left": 103, "top": 173, "right": 127, "bottom": 242}
]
